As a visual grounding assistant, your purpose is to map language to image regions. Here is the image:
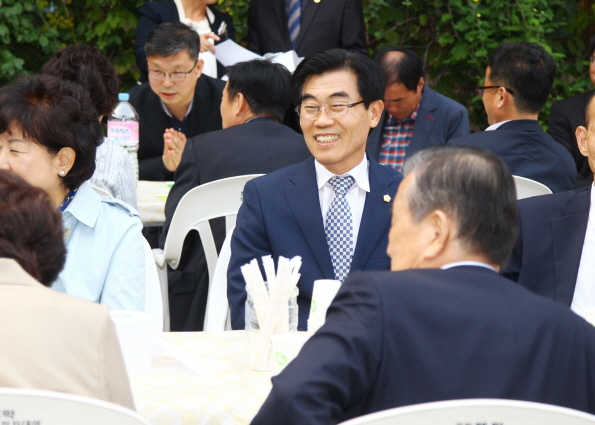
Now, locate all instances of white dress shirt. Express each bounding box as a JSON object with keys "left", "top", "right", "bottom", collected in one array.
[
  {"left": 571, "top": 183, "right": 595, "bottom": 316},
  {"left": 485, "top": 120, "right": 512, "bottom": 131},
  {"left": 315, "top": 156, "right": 369, "bottom": 252},
  {"left": 441, "top": 261, "right": 496, "bottom": 271}
]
